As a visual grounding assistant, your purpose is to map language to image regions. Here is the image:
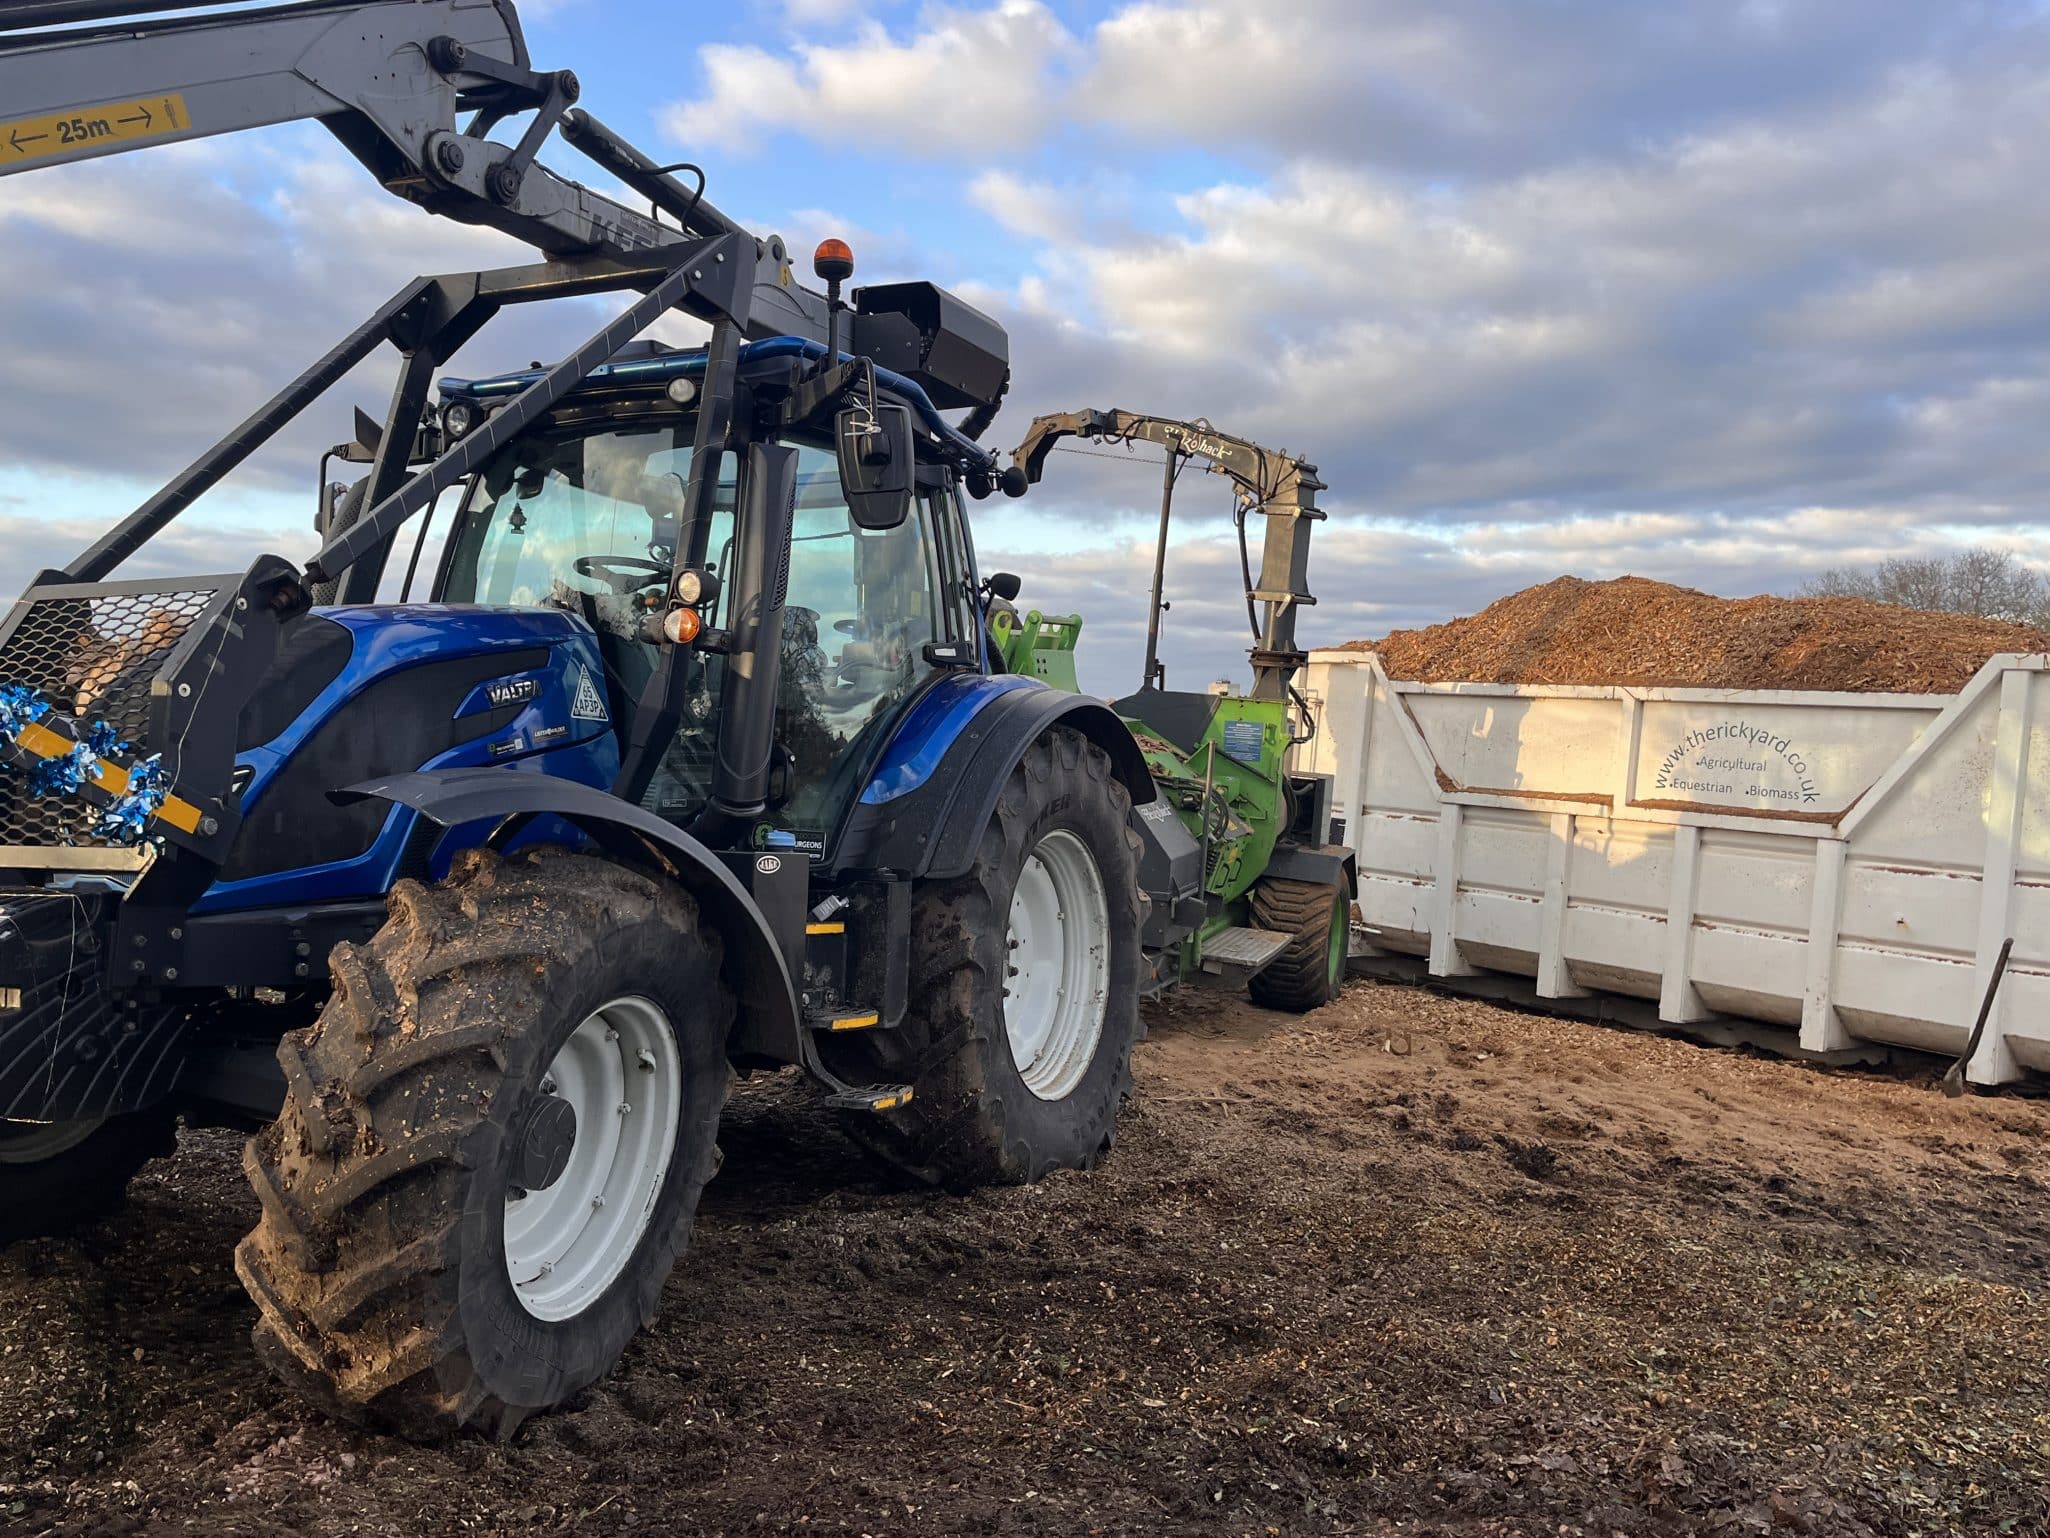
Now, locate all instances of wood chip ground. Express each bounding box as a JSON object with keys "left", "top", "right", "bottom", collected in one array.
[{"left": 3, "top": 984, "right": 2045, "bottom": 1536}]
